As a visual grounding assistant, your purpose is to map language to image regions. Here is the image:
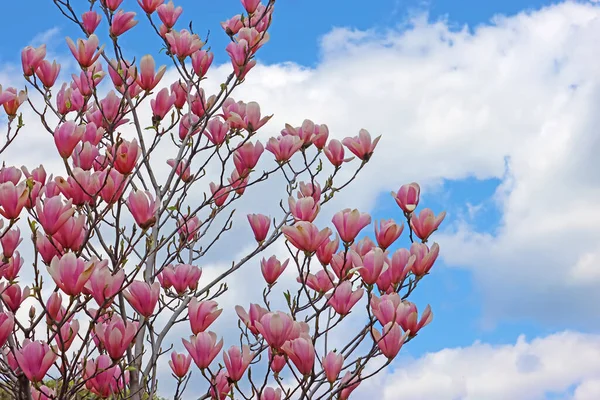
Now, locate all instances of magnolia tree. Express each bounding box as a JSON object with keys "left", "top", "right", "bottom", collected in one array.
[{"left": 0, "top": 0, "right": 446, "bottom": 399}]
